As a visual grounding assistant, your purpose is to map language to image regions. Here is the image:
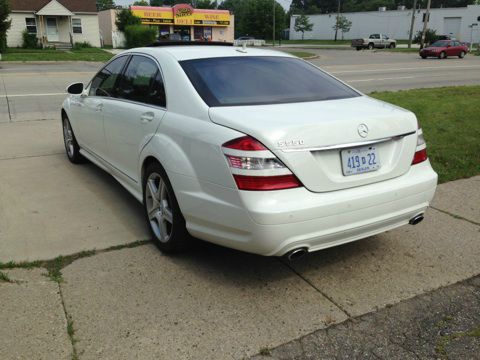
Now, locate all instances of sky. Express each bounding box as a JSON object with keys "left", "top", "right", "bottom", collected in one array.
[{"left": 114, "top": 0, "right": 293, "bottom": 10}]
